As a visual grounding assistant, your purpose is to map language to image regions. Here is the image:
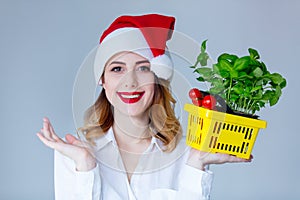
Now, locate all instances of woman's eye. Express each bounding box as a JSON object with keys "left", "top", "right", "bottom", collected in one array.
[
  {"left": 111, "top": 66, "right": 123, "bottom": 72},
  {"left": 138, "top": 66, "right": 150, "bottom": 72}
]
